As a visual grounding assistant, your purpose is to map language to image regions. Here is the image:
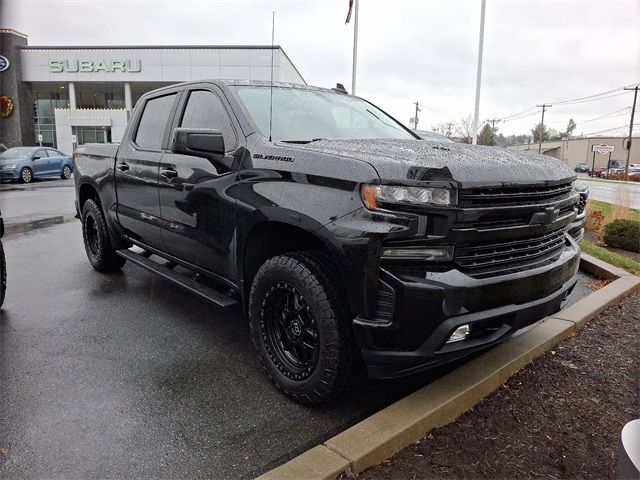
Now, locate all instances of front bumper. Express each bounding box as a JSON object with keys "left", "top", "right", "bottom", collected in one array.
[
  {"left": 354, "top": 237, "right": 580, "bottom": 379},
  {"left": 0, "top": 169, "right": 19, "bottom": 180}
]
